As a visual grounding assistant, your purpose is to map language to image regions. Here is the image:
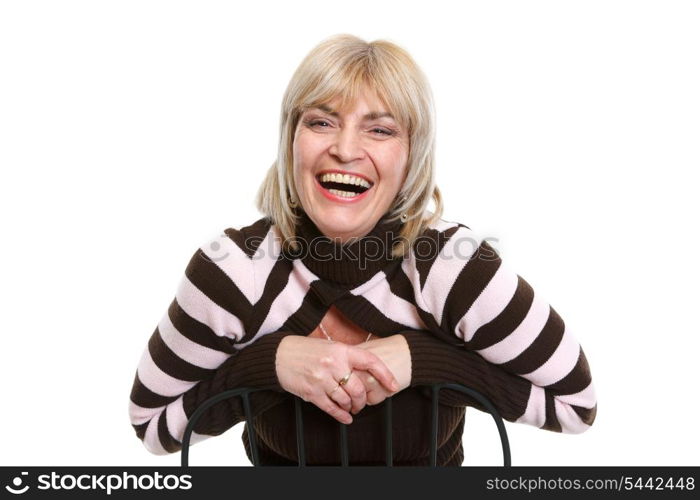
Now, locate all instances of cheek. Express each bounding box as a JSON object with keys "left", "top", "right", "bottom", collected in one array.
[
  {"left": 294, "top": 132, "right": 325, "bottom": 170},
  {"left": 375, "top": 145, "right": 409, "bottom": 182}
]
